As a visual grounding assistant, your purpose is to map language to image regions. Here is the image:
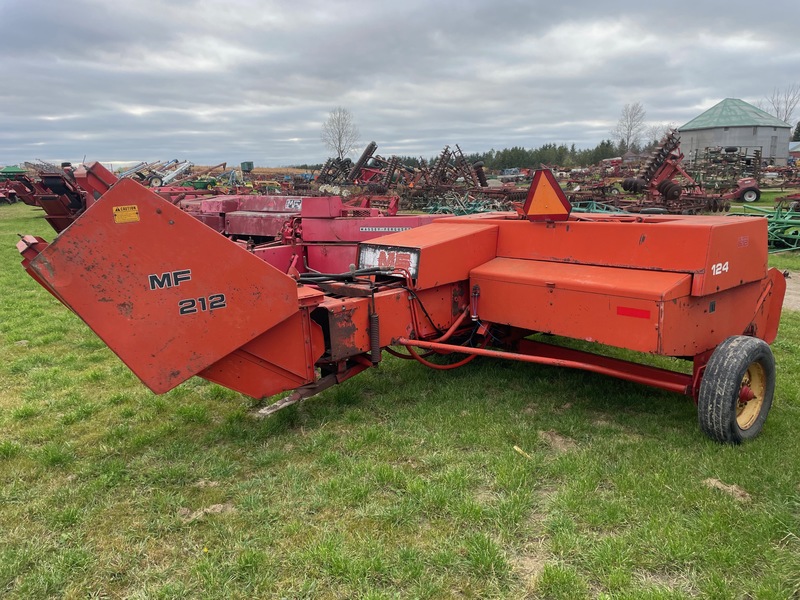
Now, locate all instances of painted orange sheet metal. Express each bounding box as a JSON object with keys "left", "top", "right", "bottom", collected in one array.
[
  {"left": 471, "top": 258, "right": 690, "bottom": 353},
  {"left": 27, "top": 179, "right": 301, "bottom": 393},
  {"left": 471, "top": 257, "right": 776, "bottom": 355},
  {"left": 199, "top": 310, "right": 325, "bottom": 398},
  {"left": 358, "top": 222, "right": 498, "bottom": 289},
  {"left": 438, "top": 214, "right": 768, "bottom": 297}
]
